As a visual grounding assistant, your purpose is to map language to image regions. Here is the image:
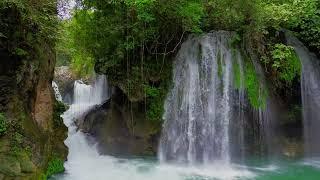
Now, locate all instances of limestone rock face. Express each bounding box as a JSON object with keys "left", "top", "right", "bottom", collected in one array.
[
  {"left": 34, "top": 83, "right": 55, "bottom": 130},
  {"left": 0, "top": 2, "right": 67, "bottom": 179},
  {"left": 79, "top": 87, "right": 160, "bottom": 156}
]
